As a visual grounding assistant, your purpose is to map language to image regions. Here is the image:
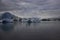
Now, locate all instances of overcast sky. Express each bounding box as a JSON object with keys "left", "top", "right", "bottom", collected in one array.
[{"left": 0, "top": 0, "right": 60, "bottom": 18}]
